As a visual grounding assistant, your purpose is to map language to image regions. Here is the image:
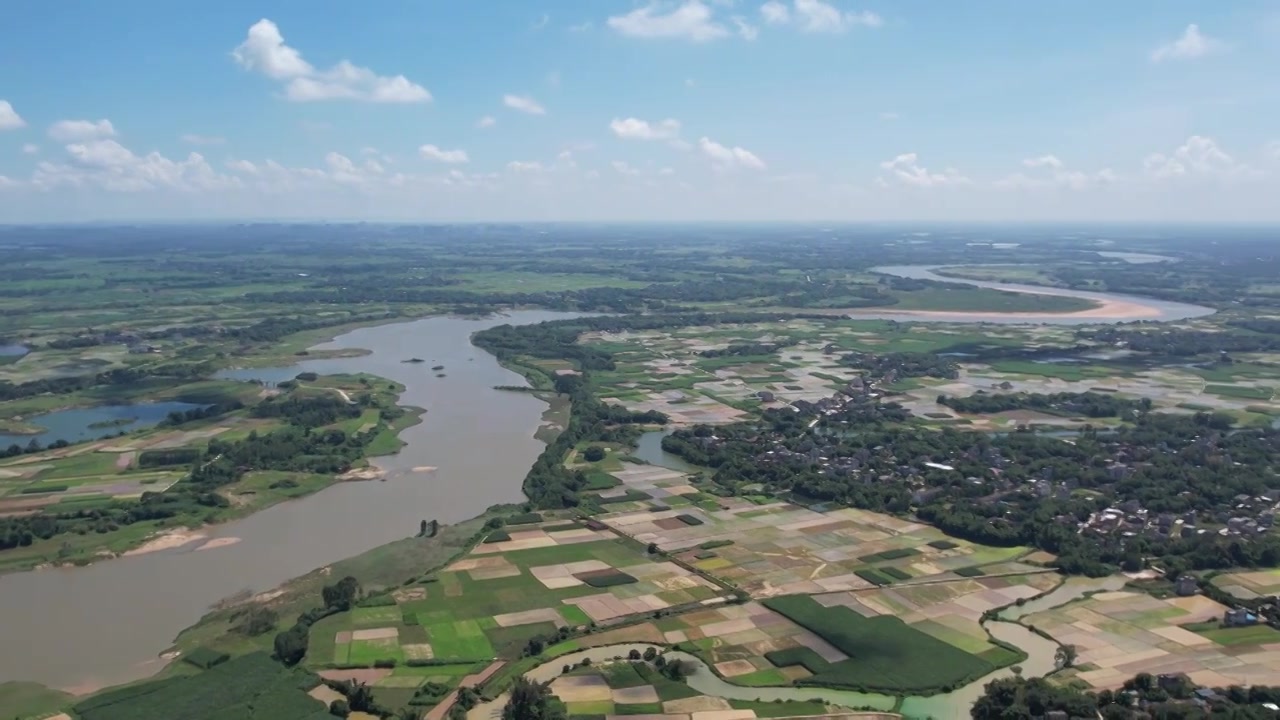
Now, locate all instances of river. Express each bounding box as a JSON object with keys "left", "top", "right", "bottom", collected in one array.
[
  {"left": 0, "top": 310, "right": 580, "bottom": 693},
  {"left": 862, "top": 266, "right": 1214, "bottom": 325}
]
